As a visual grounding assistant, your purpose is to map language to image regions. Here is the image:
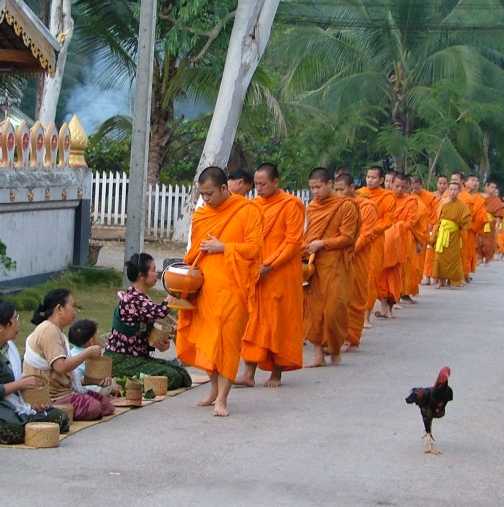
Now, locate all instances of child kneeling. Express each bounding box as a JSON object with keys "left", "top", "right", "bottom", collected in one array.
[{"left": 23, "top": 289, "right": 114, "bottom": 421}]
